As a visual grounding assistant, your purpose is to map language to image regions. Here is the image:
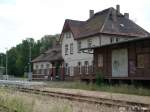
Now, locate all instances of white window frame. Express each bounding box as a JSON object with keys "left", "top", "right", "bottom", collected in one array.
[
  {"left": 41, "top": 64, "right": 44, "bottom": 69},
  {"left": 116, "top": 37, "right": 120, "bottom": 42},
  {"left": 110, "top": 37, "right": 115, "bottom": 43},
  {"left": 78, "top": 62, "right": 82, "bottom": 74},
  {"left": 70, "top": 43, "right": 73, "bottom": 54},
  {"left": 66, "top": 32, "right": 71, "bottom": 38},
  {"left": 65, "top": 44, "right": 68, "bottom": 55},
  {"left": 36, "top": 65, "right": 38, "bottom": 69},
  {"left": 84, "top": 61, "right": 89, "bottom": 74}
]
